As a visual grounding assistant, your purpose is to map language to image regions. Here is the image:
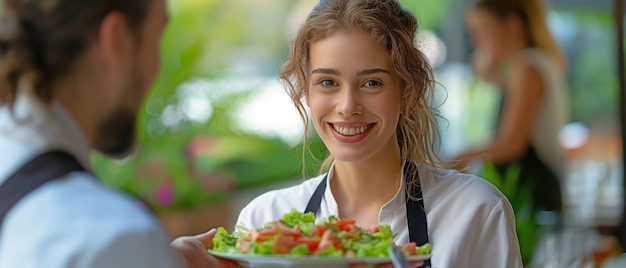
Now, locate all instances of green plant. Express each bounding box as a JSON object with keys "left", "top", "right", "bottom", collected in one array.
[
  {"left": 93, "top": 131, "right": 328, "bottom": 211},
  {"left": 89, "top": 0, "right": 314, "bottom": 211},
  {"left": 480, "top": 162, "right": 539, "bottom": 264}
]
